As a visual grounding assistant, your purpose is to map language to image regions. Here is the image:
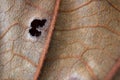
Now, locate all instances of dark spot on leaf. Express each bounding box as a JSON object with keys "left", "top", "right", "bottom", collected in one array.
[
  {"left": 31, "top": 19, "right": 47, "bottom": 28},
  {"left": 29, "top": 28, "right": 41, "bottom": 37},
  {"left": 29, "top": 19, "right": 47, "bottom": 37}
]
